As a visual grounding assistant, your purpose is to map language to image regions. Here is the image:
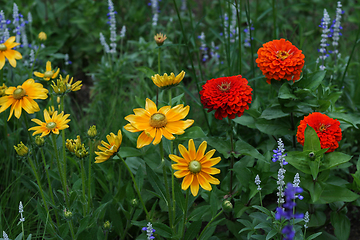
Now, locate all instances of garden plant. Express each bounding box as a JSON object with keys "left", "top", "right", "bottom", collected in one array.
[{"left": 1, "top": 0, "right": 360, "bottom": 239}]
